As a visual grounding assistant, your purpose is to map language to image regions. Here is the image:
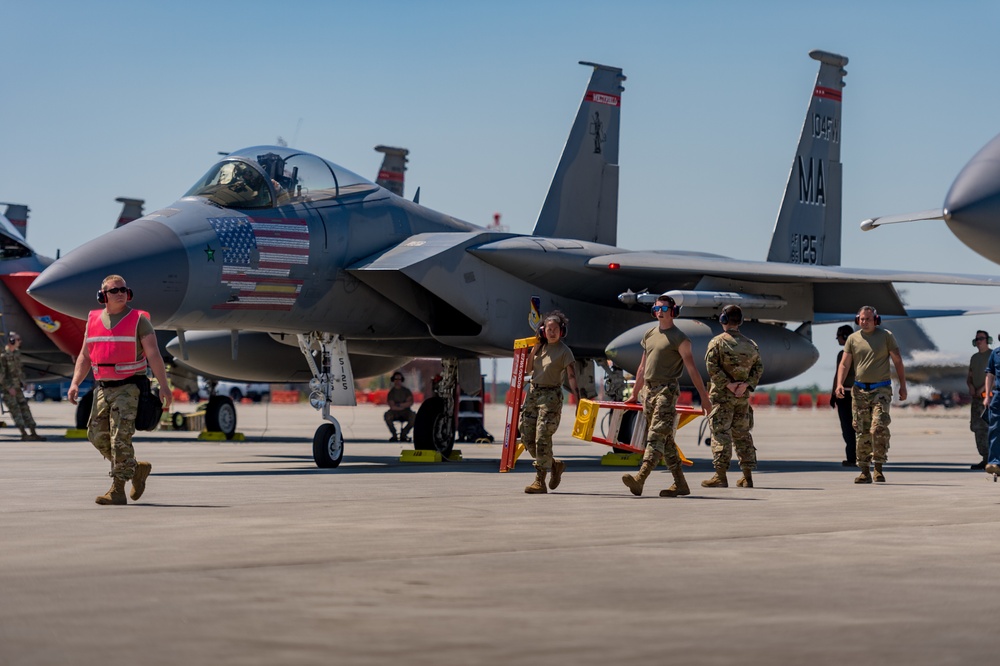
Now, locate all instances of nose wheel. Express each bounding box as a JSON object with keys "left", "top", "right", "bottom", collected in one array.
[
  {"left": 313, "top": 421, "right": 344, "bottom": 468},
  {"left": 297, "top": 332, "right": 355, "bottom": 468}
]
